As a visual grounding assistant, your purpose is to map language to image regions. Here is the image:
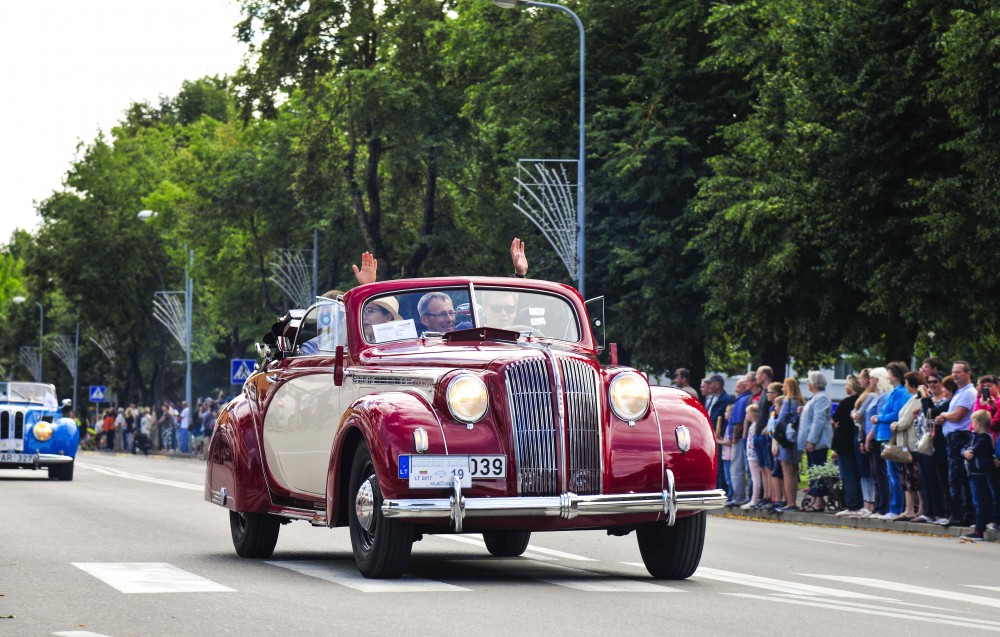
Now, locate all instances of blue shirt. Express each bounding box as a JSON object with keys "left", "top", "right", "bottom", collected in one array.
[
  {"left": 864, "top": 393, "right": 886, "bottom": 437},
  {"left": 728, "top": 391, "right": 750, "bottom": 427},
  {"left": 876, "top": 384, "right": 909, "bottom": 441}
]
